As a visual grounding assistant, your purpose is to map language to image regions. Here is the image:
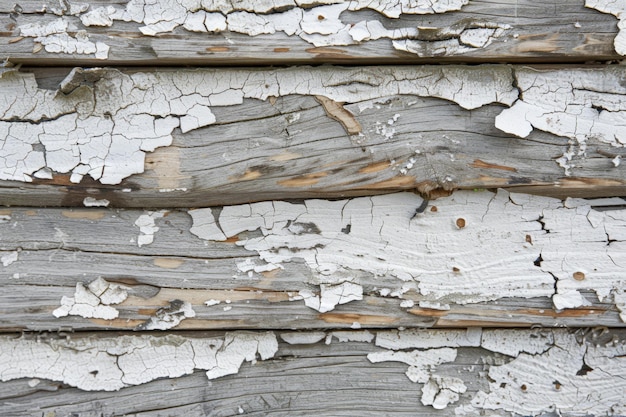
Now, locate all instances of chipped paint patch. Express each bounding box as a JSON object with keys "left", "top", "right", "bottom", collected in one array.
[
  {"left": 0, "top": 66, "right": 516, "bottom": 185},
  {"left": 189, "top": 190, "right": 625, "bottom": 314},
  {"left": 53, "top": 277, "right": 129, "bottom": 320},
  {"left": 586, "top": 0, "right": 626, "bottom": 55},
  {"left": 83, "top": 197, "right": 110, "bottom": 207},
  {"left": 470, "top": 330, "right": 626, "bottom": 416},
  {"left": 136, "top": 299, "right": 195, "bottom": 330},
  {"left": 0, "top": 332, "right": 277, "bottom": 391},
  {"left": 496, "top": 67, "right": 626, "bottom": 175},
  {"left": 135, "top": 210, "right": 166, "bottom": 247}
]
